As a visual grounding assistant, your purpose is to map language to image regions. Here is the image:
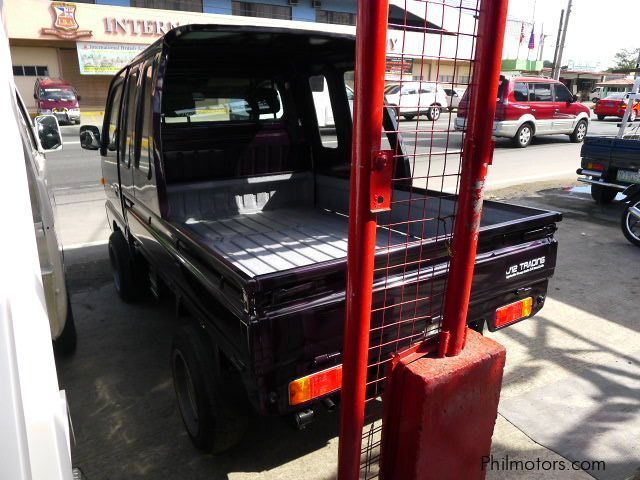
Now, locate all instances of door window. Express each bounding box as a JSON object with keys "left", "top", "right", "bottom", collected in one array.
[
  {"left": 136, "top": 63, "right": 154, "bottom": 174},
  {"left": 529, "top": 83, "right": 552, "bottom": 102},
  {"left": 513, "top": 82, "right": 528, "bottom": 102},
  {"left": 103, "top": 70, "right": 126, "bottom": 154},
  {"left": 123, "top": 67, "right": 140, "bottom": 168},
  {"left": 554, "top": 84, "right": 573, "bottom": 102}
]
